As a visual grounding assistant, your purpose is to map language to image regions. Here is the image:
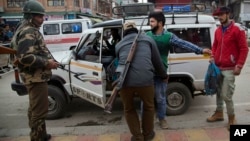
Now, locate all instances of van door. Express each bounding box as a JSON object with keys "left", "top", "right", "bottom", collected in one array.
[{"left": 69, "top": 28, "right": 106, "bottom": 108}]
